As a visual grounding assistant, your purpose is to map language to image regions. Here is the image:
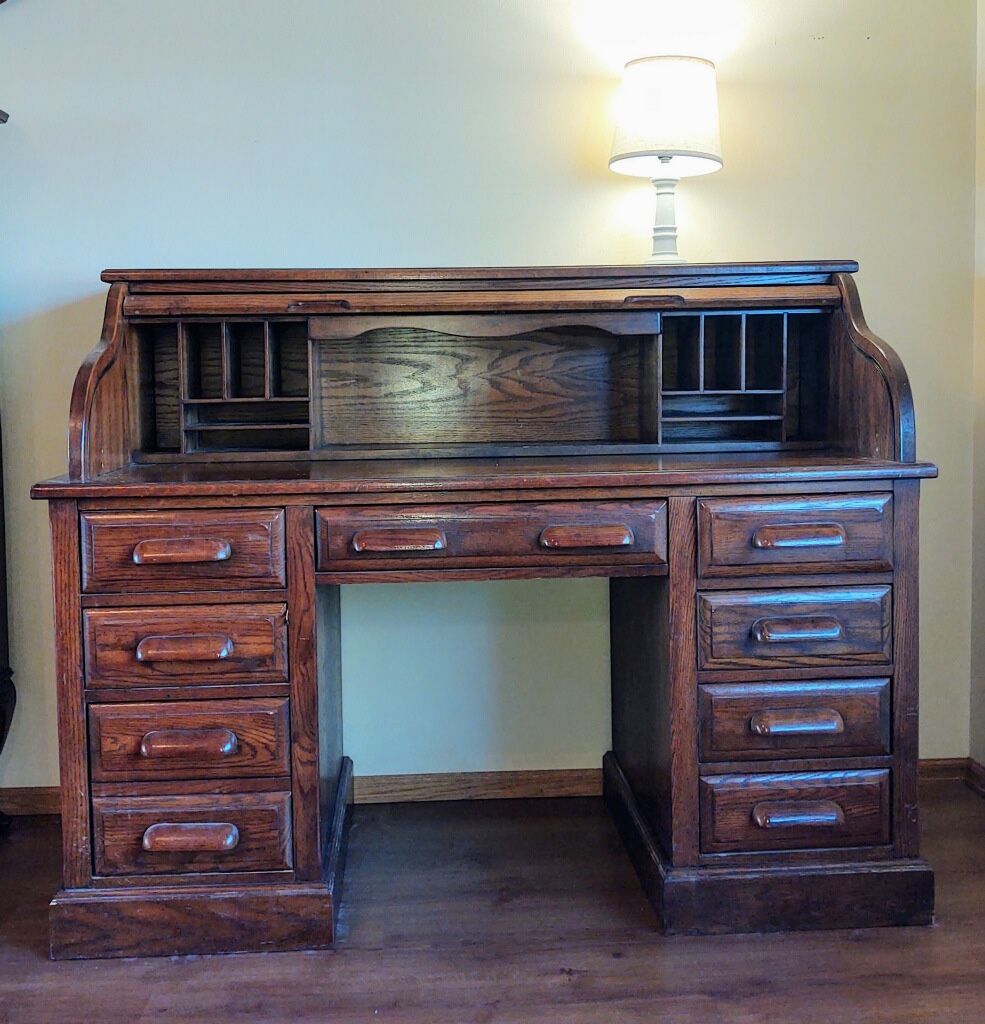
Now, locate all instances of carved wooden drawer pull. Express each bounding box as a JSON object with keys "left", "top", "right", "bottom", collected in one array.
[
  {"left": 750, "top": 616, "right": 844, "bottom": 644},
  {"left": 539, "top": 524, "right": 635, "bottom": 549},
  {"left": 135, "top": 633, "right": 235, "bottom": 663},
  {"left": 351, "top": 528, "right": 447, "bottom": 553},
  {"left": 141, "top": 822, "right": 240, "bottom": 854},
  {"left": 749, "top": 708, "right": 846, "bottom": 737},
  {"left": 751, "top": 800, "right": 846, "bottom": 830},
  {"left": 138, "top": 727, "right": 239, "bottom": 760},
  {"left": 751, "top": 523, "right": 847, "bottom": 550},
  {"left": 132, "top": 537, "right": 233, "bottom": 565}
]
